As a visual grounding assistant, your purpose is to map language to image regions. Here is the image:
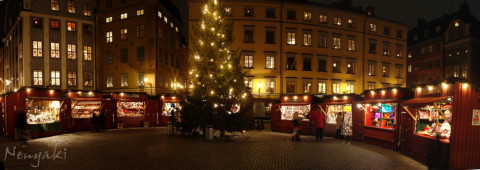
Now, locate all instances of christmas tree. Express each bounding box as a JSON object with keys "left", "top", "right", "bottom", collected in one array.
[{"left": 181, "top": 0, "right": 254, "bottom": 134}]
